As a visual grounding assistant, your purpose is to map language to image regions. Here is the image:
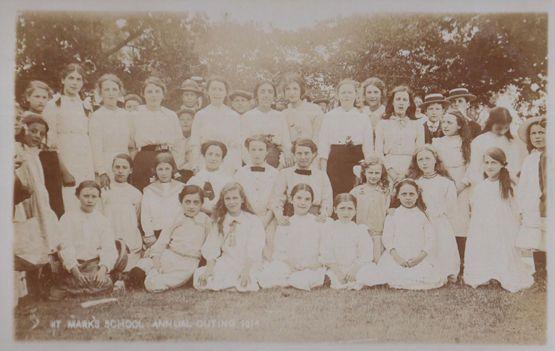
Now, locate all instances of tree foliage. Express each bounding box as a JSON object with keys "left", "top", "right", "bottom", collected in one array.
[{"left": 16, "top": 11, "right": 546, "bottom": 112}]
